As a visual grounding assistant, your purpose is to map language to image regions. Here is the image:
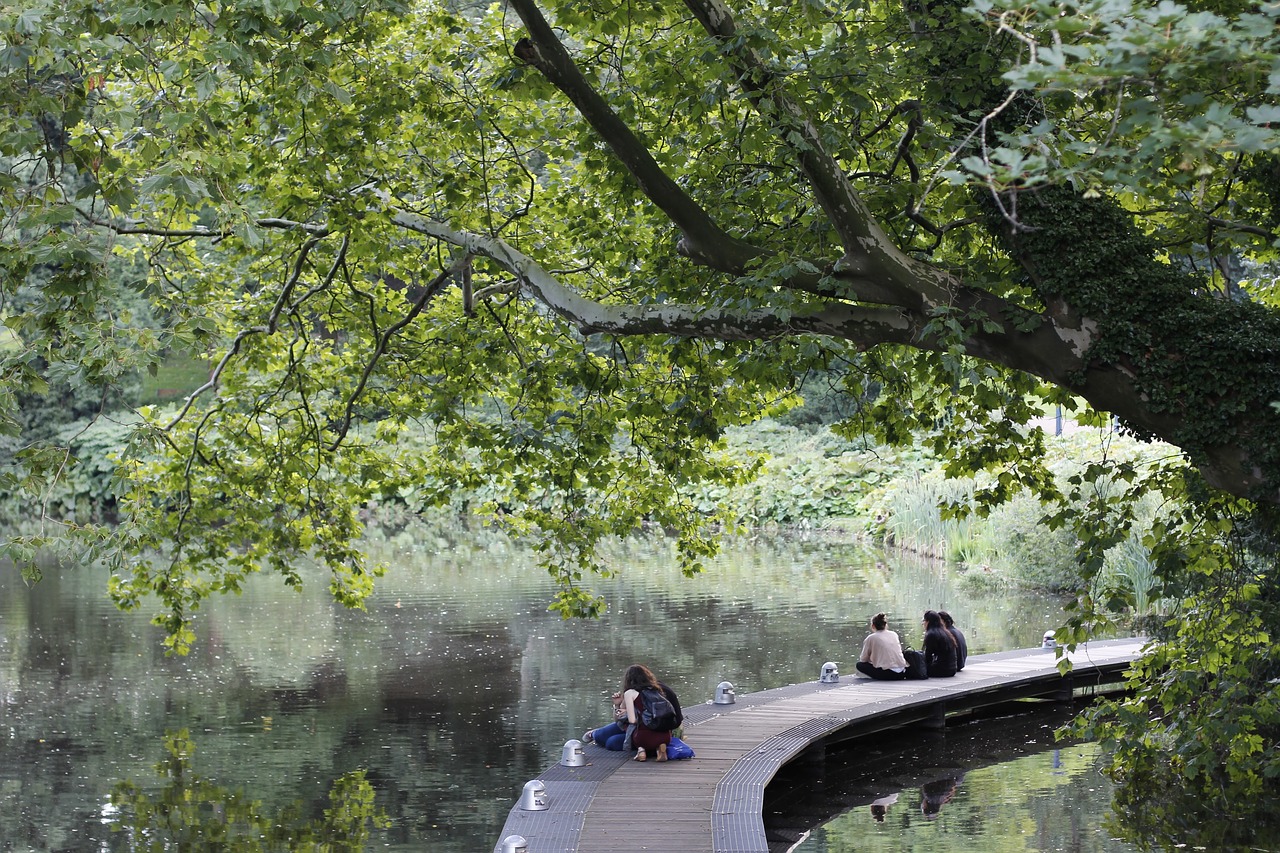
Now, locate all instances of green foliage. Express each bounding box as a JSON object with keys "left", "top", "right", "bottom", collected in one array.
[
  {"left": 689, "top": 420, "right": 933, "bottom": 528},
  {"left": 3, "top": 0, "right": 1280, "bottom": 839},
  {"left": 1071, "top": 504, "right": 1280, "bottom": 848},
  {"left": 109, "top": 730, "right": 390, "bottom": 850},
  {"left": 978, "top": 0, "right": 1280, "bottom": 237},
  {"left": 138, "top": 353, "right": 210, "bottom": 406},
  {"left": 2, "top": 0, "right": 1278, "bottom": 650},
  {"left": 863, "top": 428, "right": 1177, "bottom": 597}
]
